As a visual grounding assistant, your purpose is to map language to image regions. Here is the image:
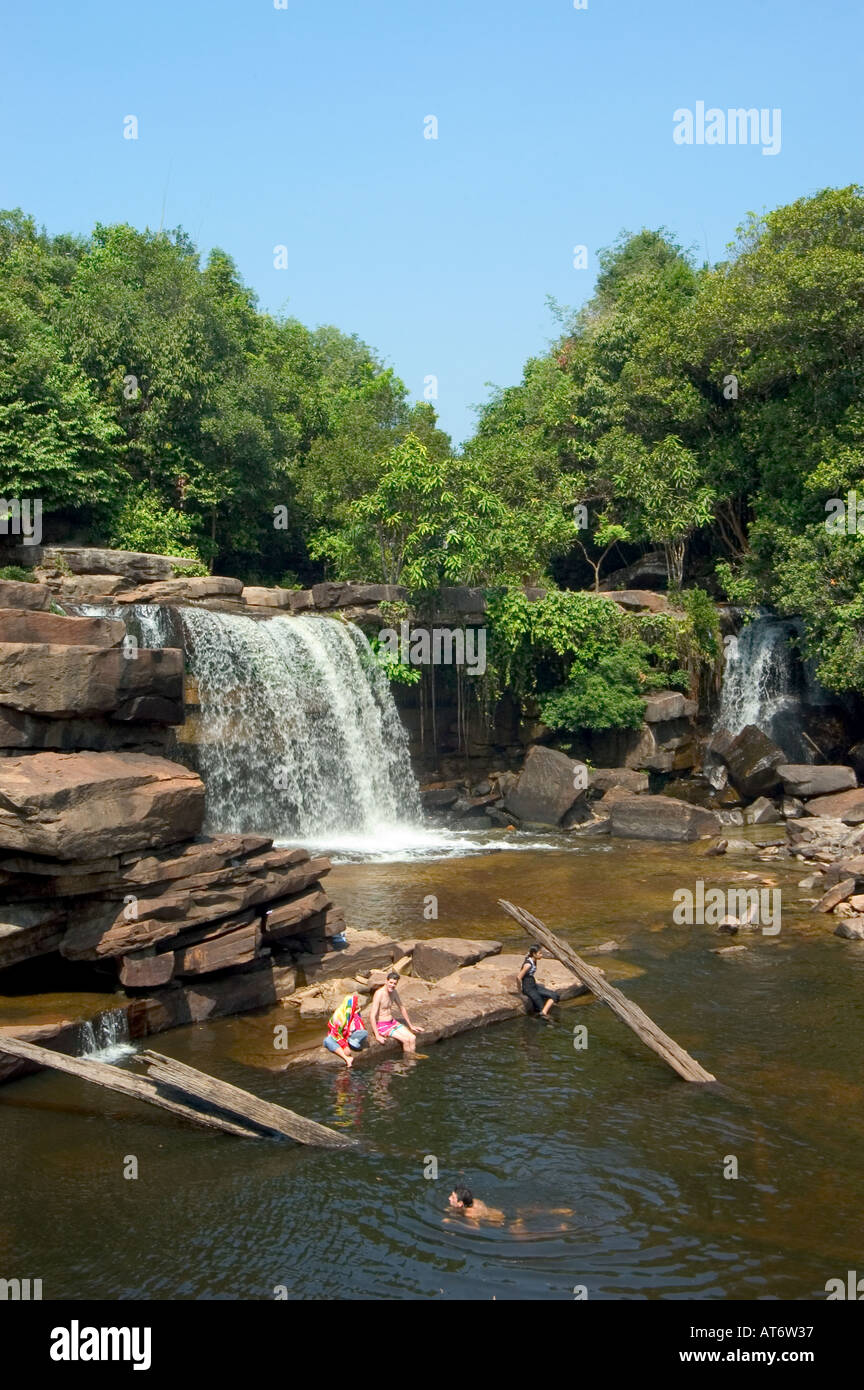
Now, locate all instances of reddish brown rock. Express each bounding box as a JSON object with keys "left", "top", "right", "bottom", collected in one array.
[
  {"left": 175, "top": 919, "right": 261, "bottom": 976},
  {"left": 263, "top": 888, "right": 332, "bottom": 940},
  {"left": 0, "top": 643, "right": 183, "bottom": 719},
  {"left": 0, "top": 608, "right": 126, "bottom": 647},
  {"left": 412, "top": 937, "right": 502, "bottom": 981},
  {"left": 115, "top": 577, "right": 243, "bottom": 603},
  {"left": 609, "top": 795, "right": 720, "bottom": 842},
  {"left": 240, "top": 587, "right": 292, "bottom": 608},
  {"left": 0, "top": 751, "right": 205, "bottom": 861},
  {"left": 503, "top": 745, "right": 588, "bottom": 826},
  {"left": 805, "top": 788, "right": 864, "bottom": 824},
  {"left": 0, "top": 580, "right": 50, "bottom": 611},
  {"left": 118, "top": 951, "right": 176, "bottom": 988}
]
